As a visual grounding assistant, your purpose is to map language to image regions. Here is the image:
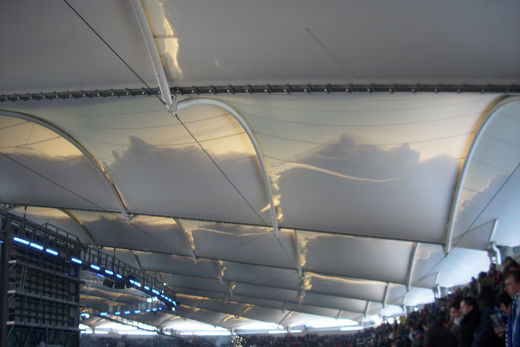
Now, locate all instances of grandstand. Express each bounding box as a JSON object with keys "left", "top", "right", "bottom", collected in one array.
[{"left": 0, "top": 1, "right": 519, "bottom": 346}]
